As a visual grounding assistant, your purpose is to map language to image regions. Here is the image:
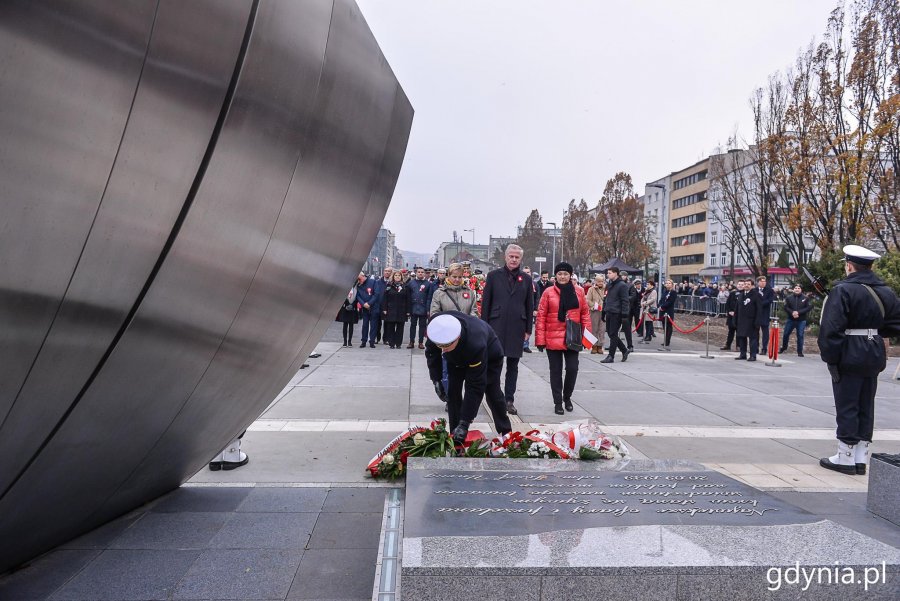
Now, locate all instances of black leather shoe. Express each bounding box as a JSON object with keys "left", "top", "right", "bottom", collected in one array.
[
  {"left": 798, "top": 352, "right": 804, "bottom": 357},
  {"left": 600, "top": 356, "right": 614, "bottom": 364},
  {"left": 506, "top": 401, "right": 518, "bottom": 415},
  {"left": 734, "top": 355, "right": 747, "bottom": 360},
  {"left": 554, "top": 404, "right": 564, "bottom": 415},
  {"left": 359, "top": 342, "right": 366, "bottom": 348},
  {"left": 627, "top": 346, "right": 634, "bottom": 352},
  {"left": 523, "top": 347, "right": 532, "bottom": 353},
  {"left": 719, "top": 346, "right": 731, "bottom": 351},
  {"left": 747, "top": 356, "right": 757, "bottom": 362},
  {"left": 621, "top": 350, "right": 630, "bottom": 362},
  {"left": 779, "top": 347, "right": 787, "bottom": 354},
  {"left": 369, "top": 342, "right": 376, "bottom": 348},
  {"left": 564, "top": 399, "right": 574, "bottom": 412}
]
